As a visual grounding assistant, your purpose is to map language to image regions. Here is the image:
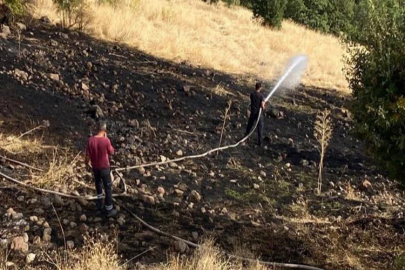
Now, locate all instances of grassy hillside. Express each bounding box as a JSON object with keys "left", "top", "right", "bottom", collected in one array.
[{"left": 31, "top": 0, "right": 348, "bottom": 91}]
